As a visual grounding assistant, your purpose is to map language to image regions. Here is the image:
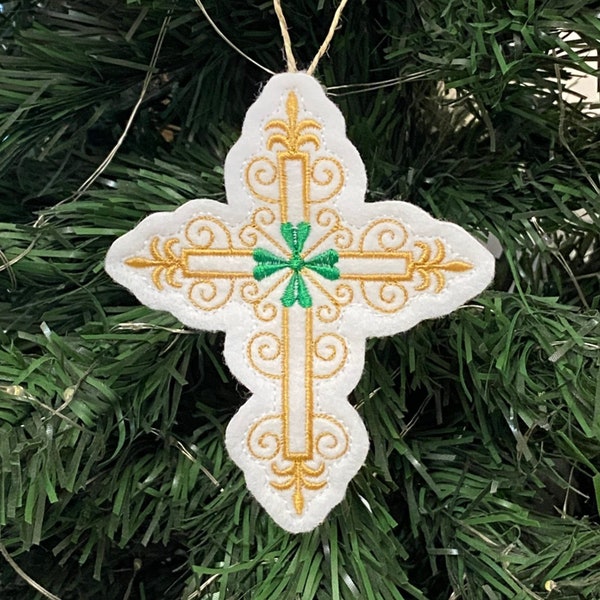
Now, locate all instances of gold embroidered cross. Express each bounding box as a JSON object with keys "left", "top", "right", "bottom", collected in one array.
[{"left": 106, "top": 73, "right": 494, "bottom": 532}]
